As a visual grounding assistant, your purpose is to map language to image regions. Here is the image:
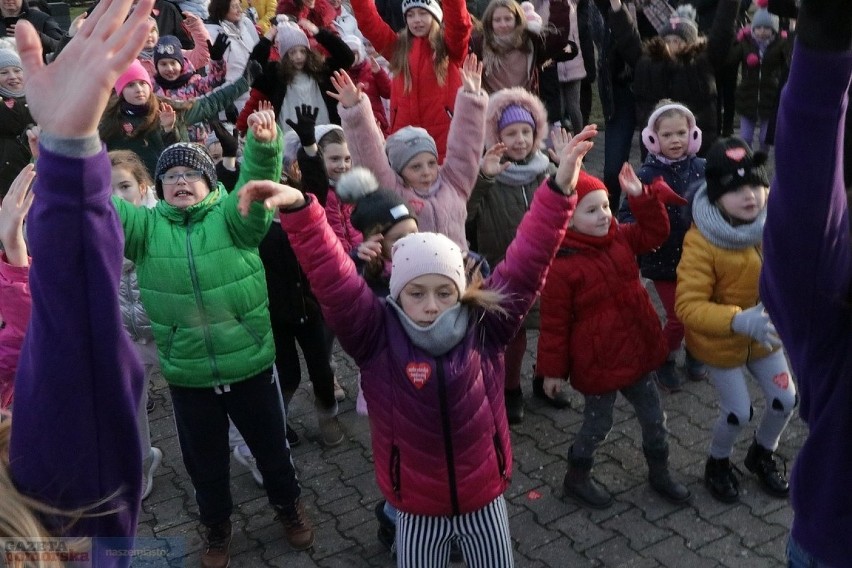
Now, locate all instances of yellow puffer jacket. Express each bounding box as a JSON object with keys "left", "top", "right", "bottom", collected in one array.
[{"left": 675, "top": 226, "right": 776, "bottom": 368}]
